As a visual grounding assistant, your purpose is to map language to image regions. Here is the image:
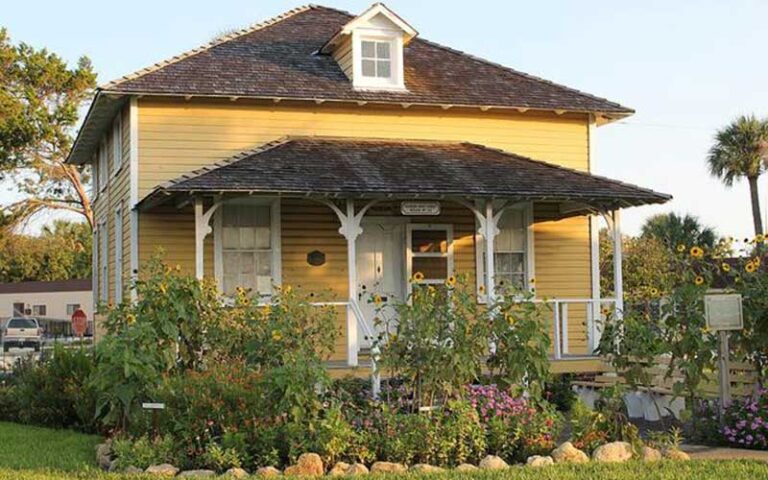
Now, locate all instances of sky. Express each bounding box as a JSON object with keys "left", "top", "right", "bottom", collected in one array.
[{"left": 4, "top": 0, "right": 768, "bottom": 237}]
